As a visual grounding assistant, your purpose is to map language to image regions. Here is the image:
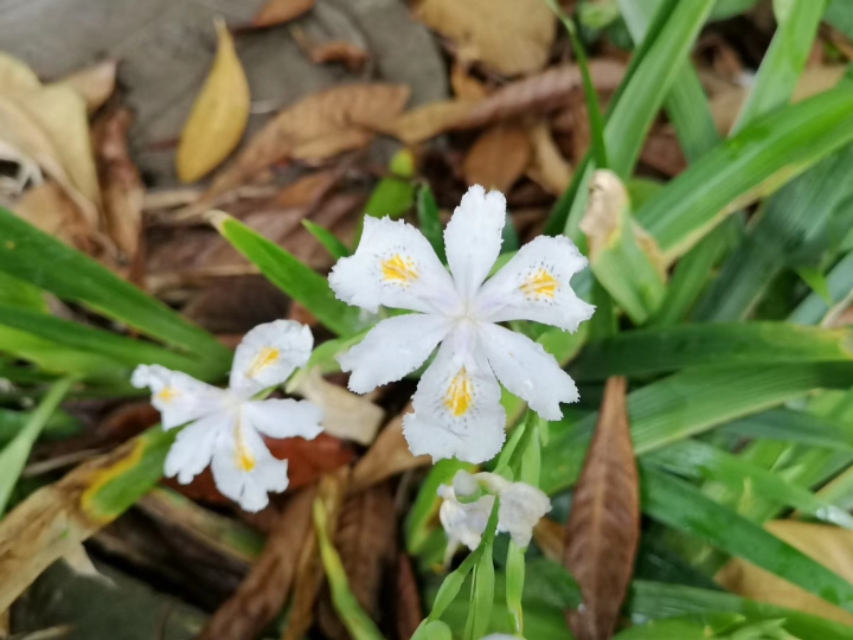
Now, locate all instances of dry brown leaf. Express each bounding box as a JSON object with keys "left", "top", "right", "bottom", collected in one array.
[
  {"left": 451, "top": 64, "right": 489, "bottom": 101},
  {"left": 349, "top": 407, "right": 430, "bottom": 494},
  {"left": 292, "top": 29, "right": 369, "bottom": 73},
  {"left": 199, "top": 487, "right": 316, "bottom": 640},
  {"left": 292, "top": 368, "right": 385, "bottom": 445},
  {"left": 396, "top": 552, "right": 423, "bottom": 640},
  {"left": 639, "top": 127, "right": 686, "bottom": 177},
  {"left": 281, "top": 469, "right": 350, "bottom": 640},
  {"left": 206, "top": 83, "right": 409, "bottom": 201},
  {"left": 12, "top": 182, "right": 92, "bottom": 251},
  {"left": 274, "top": 169, "right": 340, "bottom": 208},
  {"left": 392, "top": 61, "right": 625, "bottom": 144},
  {"left": 414, "top": 0, "right": 555, "bottom": 76},
  {"left": 177, "top": 19, "right": 250, "bottom": 184},
  {"left": 253, "top": 0, "right": 316, "bottom": 28},
  {"left": 563, "top": 377, "right": 640, "bottom": 640},
  {"left": 318, "top": 483, "right": 397, "bottom": 639},
  {"left": 532, "top": 516, "right": 564, "bottom": 561},
  {"left": 60, "top": 60, "right": 118, "bottom": 115},
  {"left": 463, "top": 124, "right": 531, "bottom": 192},
  {"left": 527, "top": 120, "right": 572, "bottom": 195},
  {"left": 716, "top": 520, "right": 853, "bottom": 626},
  {"left": 93, "top": 107, "right": 144, "bottom": 261}
]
